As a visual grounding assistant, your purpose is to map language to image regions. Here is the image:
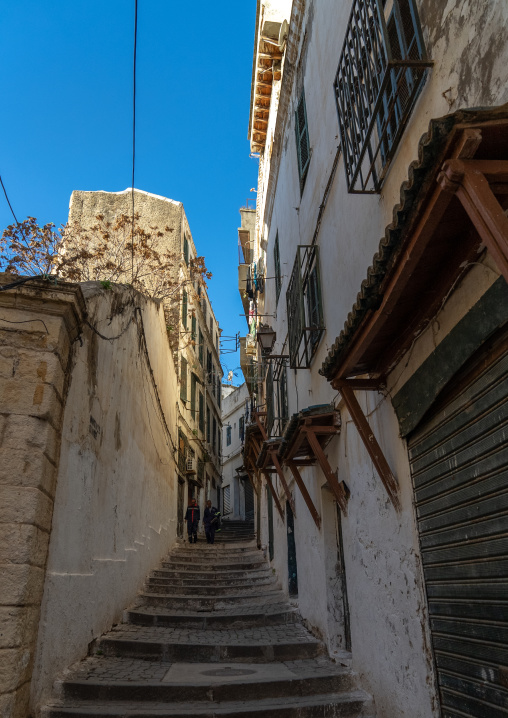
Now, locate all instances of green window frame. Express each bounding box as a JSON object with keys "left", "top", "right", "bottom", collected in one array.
[
  {"left": 190, "top": 372, "right": 196, "bottom": 414},
  {"left": 191, "top": 315, "right": 197, "bottom": 344},
  {"left": 295, "top": 89, "right": 310, "bottom": 192},
  {"left": 183, "top": 234, "right": 189, "bottom": 266},
  {"left": 199, "top": 328, "right": 204, "bottom": 365},
  {"left": 199, "top": 391, "right": 205, "bottom": 433},
  {"left": 274, "top": 231, "right": 282, "bottom": 304},
  {"left": 182, "top": 289, "right": 188, "bottom": 329},
  {"left": 180, "top": 357, "right": 188, "bottom": 401}
]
